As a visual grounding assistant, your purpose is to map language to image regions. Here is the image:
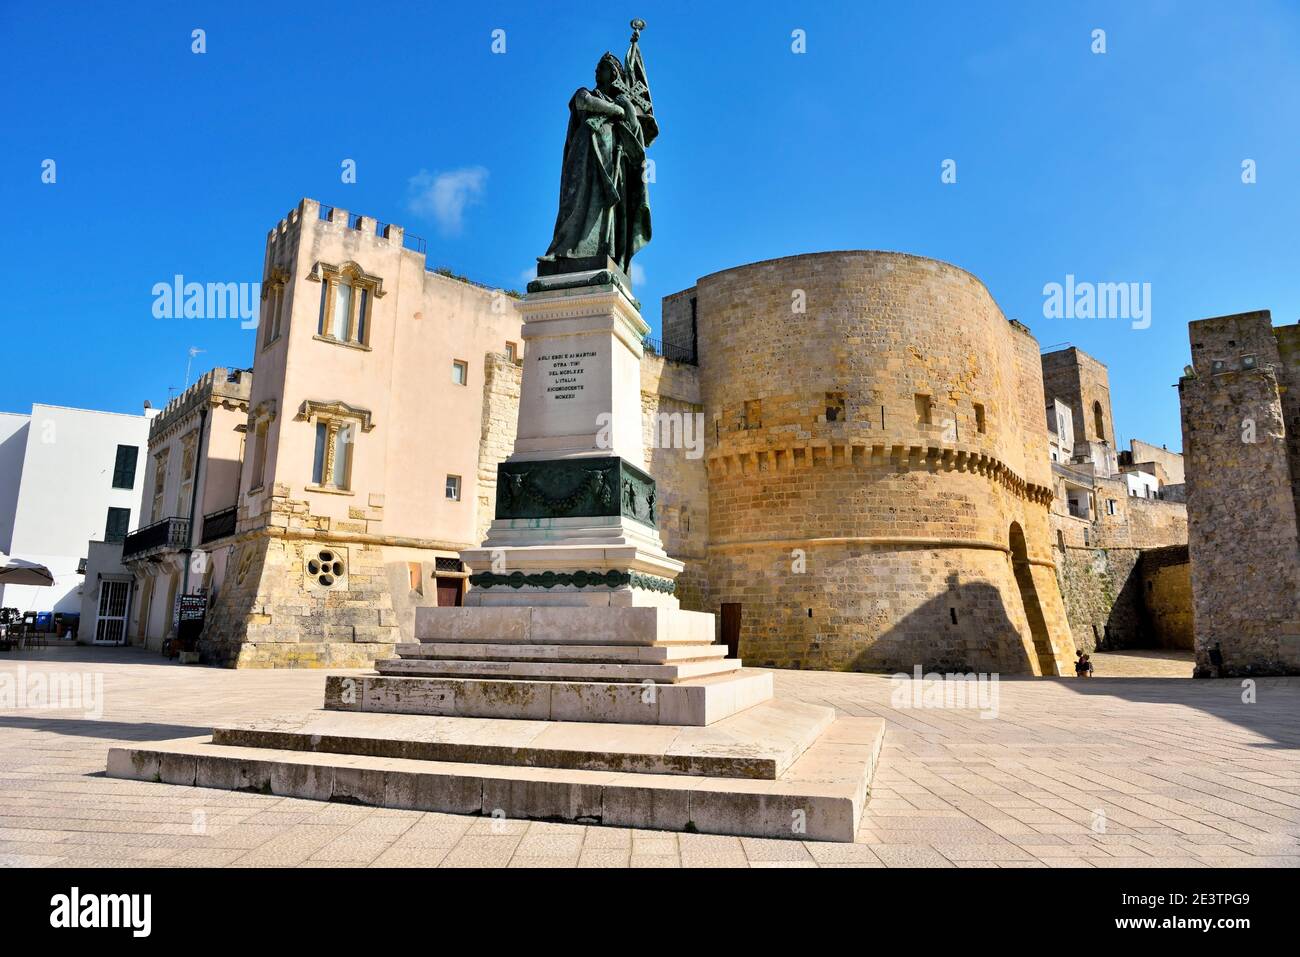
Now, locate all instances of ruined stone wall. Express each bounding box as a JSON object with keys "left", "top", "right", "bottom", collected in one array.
[
  {"left": 476, "top": 353, "right": 522, "bottom": 544},
  {"left": 661, "top": 287, "right": 696, "bottom": 353},
  {"left": 640, "top": 354, "right": 708, "bottom": 612},
  {"left": 1181, "top": 310, "right": 1300, "bottom": 675},
  {"left": 1141, "top": 544, "right": 1193, "bottom": 650},
  {"left": 688, "top": 251, "right": 1073, "bottom": 675},
  {"left": 1054, "top": 543, "right": 1144, "bottom": 652}
]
